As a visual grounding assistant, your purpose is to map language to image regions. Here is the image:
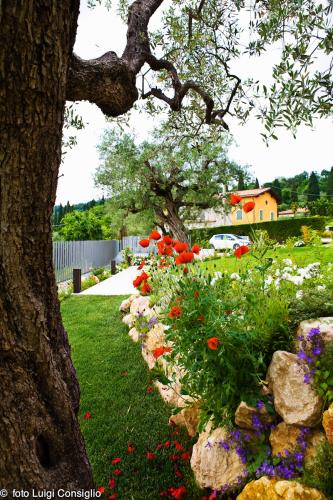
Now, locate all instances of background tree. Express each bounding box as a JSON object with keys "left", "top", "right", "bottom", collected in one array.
[
  {"left": 95, "top": 127, "right": 242, "bottom": 241},
  {"left": 238, "top": 172, "right": 246, "bottom": 190},
  {"left": 254, "top": 178, "right": 260, "bottom": 189},
  {"left": 307, "top": 171, "right": 321, "bottom": 201},
  {"left": 1, "top": 0, "right": 333, "bottom": 489},
  {"left": 59, "top": 210, "right": 104, "bottom": 241},
  {"left": 327, "top": 167, "right": 333, "bottom": 198},
  {"left": 271, "top": 179, "right": 282, "bottom": 204}
]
